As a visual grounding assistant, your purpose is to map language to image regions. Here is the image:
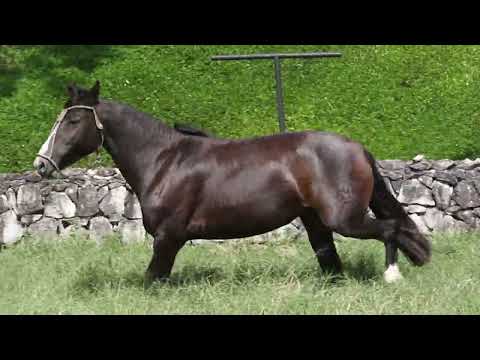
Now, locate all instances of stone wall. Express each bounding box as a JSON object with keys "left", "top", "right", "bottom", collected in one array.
[
  {"left": 1, "top": 156, "right": 480, "bottom": 246},
  {"left": 377, "top": 156, "right": 480, "bottom": 233},
  {"left": 0, "top": 168, "right": 145, "bottom": 245}
]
